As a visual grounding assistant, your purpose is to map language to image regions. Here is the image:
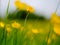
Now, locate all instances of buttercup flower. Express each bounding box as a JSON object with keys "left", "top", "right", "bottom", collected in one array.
[
  {"left": 51, "top": 13, "right": 60, "bottom": 24},
  {"left": 32, "top": 29, "right": 39, "bottom": 34},
  {"left": 0, "top": 22, "right": 5, "bottom": 28},
  {"left": 26, "top": 6, "right": 34, "bottom": 12},
  {"left": 15, "top": 1, "right": 27, "bottom": 10},
  {"left": 54, "top": 24, "right": 60, "bottom": 35},
  {"left": 51, "top": 13, "right": 60, "bottom": 35},
  {"left": 6, "top": 24, "right": 11, "bottom": 33},
  {"left": 14, "top": 0, "right": 35, "bottom": 12},
  {"left": 11, "top": 22, "right": 21, "bottom": 28},
  {"left": 47, "top": 38, "right": 51, "bottom": 44}
]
